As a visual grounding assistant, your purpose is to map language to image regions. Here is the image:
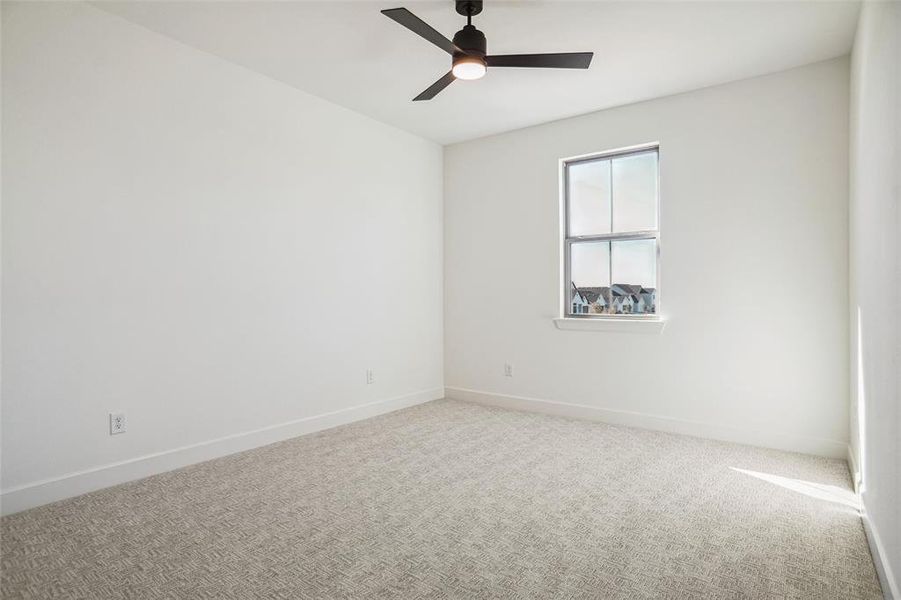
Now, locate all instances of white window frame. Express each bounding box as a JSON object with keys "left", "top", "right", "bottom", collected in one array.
[{"left": 560, "top": 143, "right": 662, "bottom": 323}]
